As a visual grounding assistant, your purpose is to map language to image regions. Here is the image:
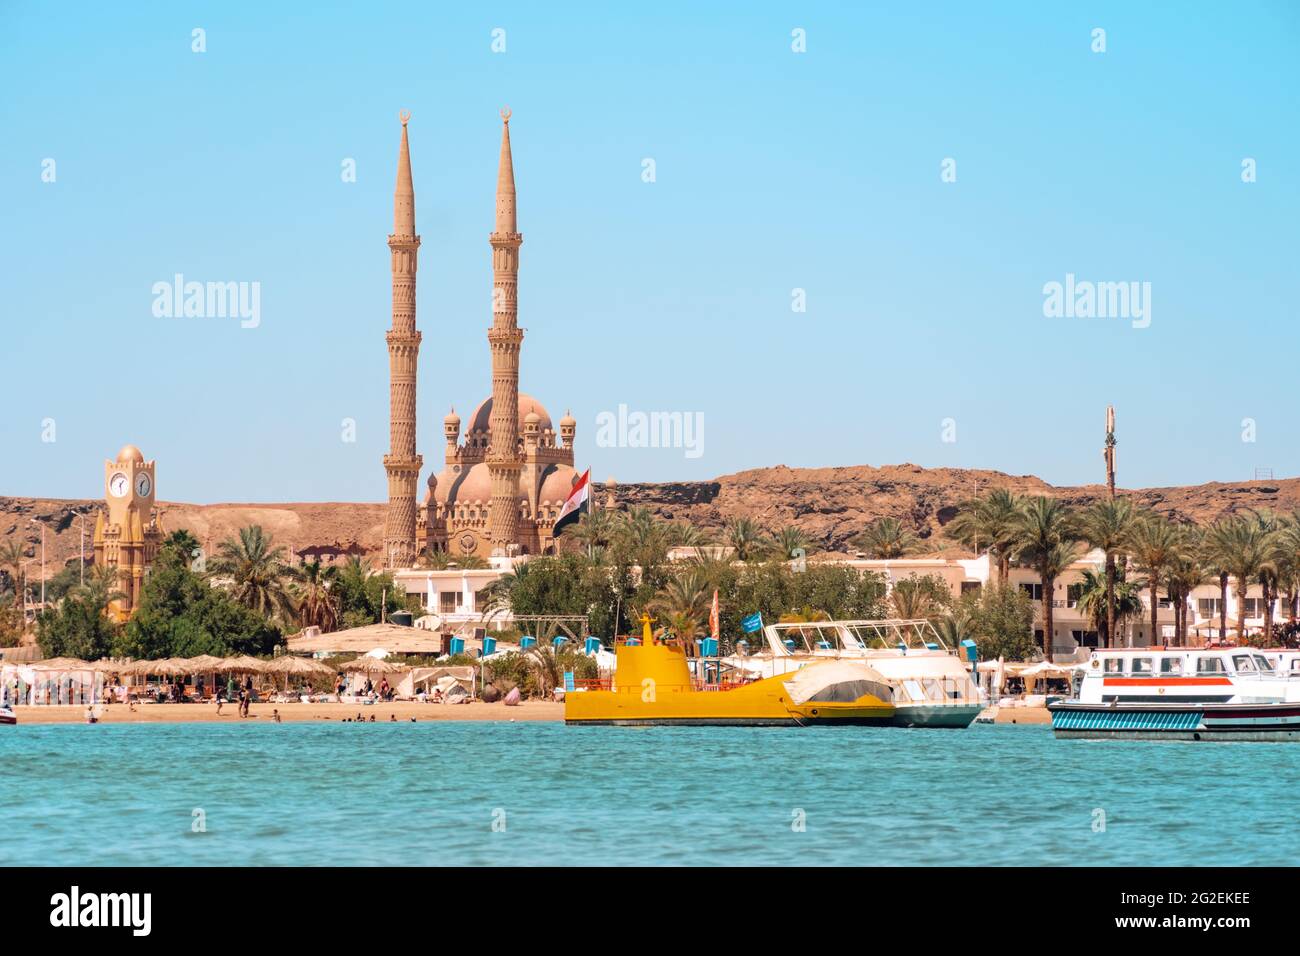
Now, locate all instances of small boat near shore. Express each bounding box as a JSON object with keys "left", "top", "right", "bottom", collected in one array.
[
  {"left": 565, "top": 615, "right": 980, "bottom": 728},
  {"left": 1049, "top": 647, "right": 1300, "bottom": 742},
  {"left": 0, "top": 706, "right": 16, "bottom": 726},
  {"left": 723, "top": 618, "right": 985, "bottom": 728}
]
